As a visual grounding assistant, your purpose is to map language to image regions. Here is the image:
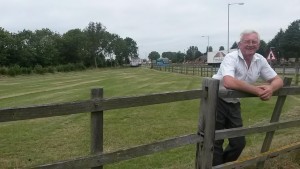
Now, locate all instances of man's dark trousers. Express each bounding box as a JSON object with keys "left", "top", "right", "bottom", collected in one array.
[{"left": 213, "top": 98, "right": 246, "bottom": 166}]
